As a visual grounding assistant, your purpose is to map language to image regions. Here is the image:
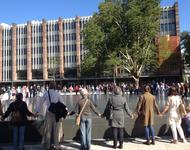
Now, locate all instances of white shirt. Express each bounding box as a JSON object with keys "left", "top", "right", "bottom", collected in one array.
[
  {"left": 36, "top": 89, "right": 62, "bottom": 113},
  {"left": 167, "top": 95, "right": 182, "bottom": 118}
]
